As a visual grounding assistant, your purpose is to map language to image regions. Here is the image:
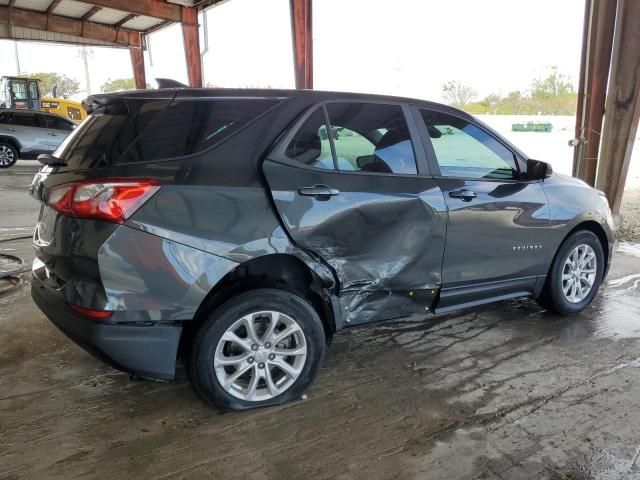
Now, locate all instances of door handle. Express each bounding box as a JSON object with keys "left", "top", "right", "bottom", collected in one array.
[
  {"left": 297, "top": 184, "right": 340, "bottom": 200},
  {"left": 47, "top": 133, "right": 58, "bottom": 136},
  {"left": 449, "top": 189, "right": 477, "bottom": 201},
  {"left": 7, "top": 128, "right": 16, "bottom": 132}
]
